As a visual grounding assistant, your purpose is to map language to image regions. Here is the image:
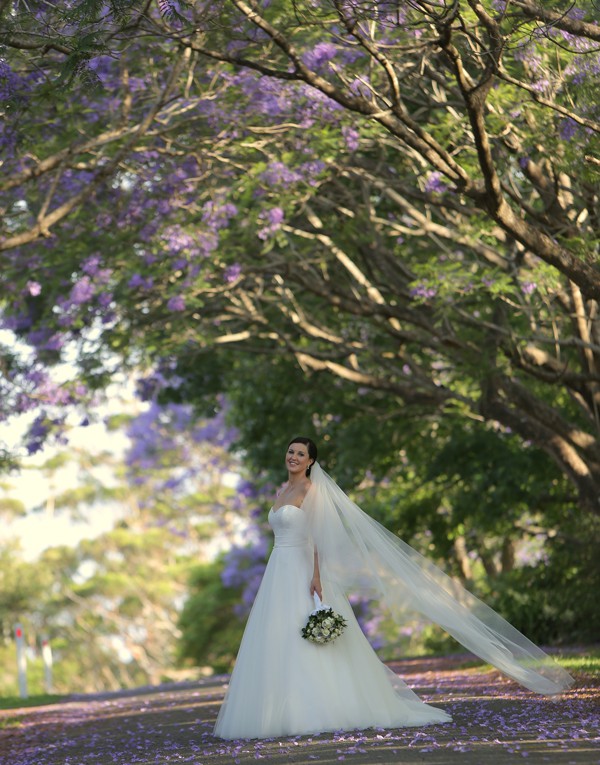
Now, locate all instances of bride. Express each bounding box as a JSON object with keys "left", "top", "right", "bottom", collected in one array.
[{"left": 213, "top": 437, "right": 573, "bottom": 740}]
